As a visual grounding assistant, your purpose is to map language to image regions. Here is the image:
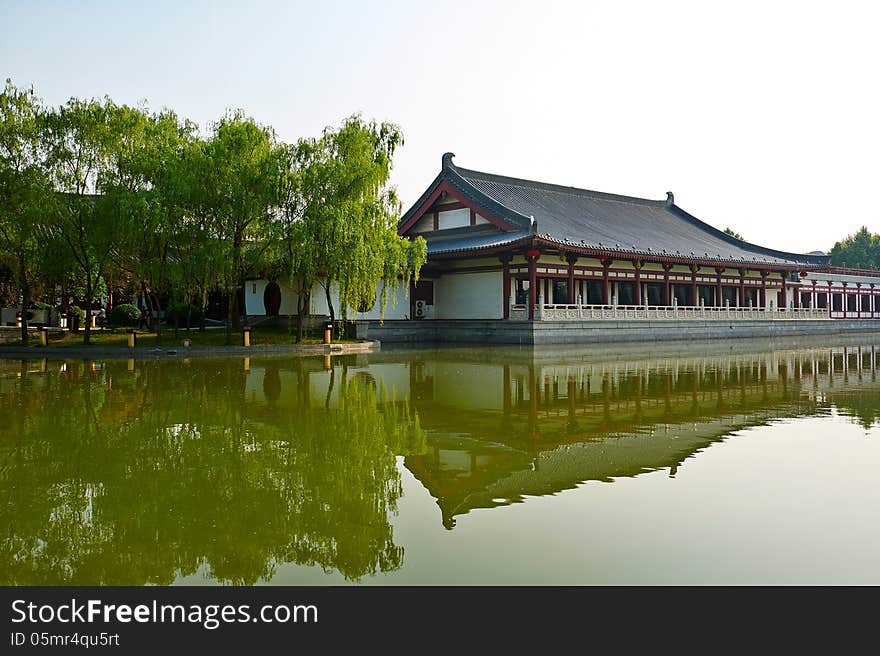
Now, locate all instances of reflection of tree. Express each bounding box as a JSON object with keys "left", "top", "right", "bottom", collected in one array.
[
  {"left": 0, "top": 358, "right": 425, "bottom": 585},
  {"left": 825, "top": 390, "right": 880, "bottom": 430}
]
